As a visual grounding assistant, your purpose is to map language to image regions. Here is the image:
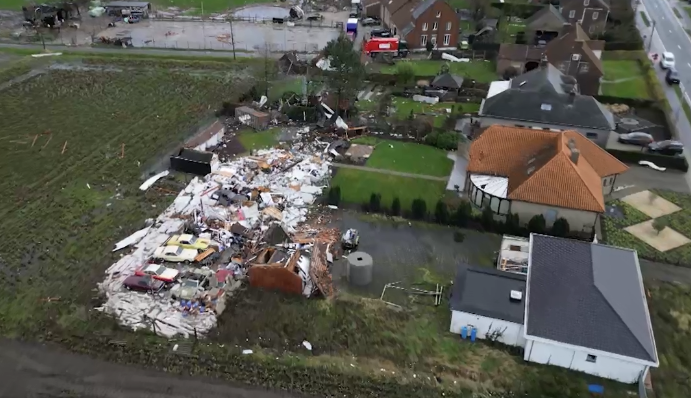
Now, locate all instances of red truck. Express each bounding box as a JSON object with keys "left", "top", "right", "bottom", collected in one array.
[{"left": 362, "top": 37, "right": 409, "bottom": 58}]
